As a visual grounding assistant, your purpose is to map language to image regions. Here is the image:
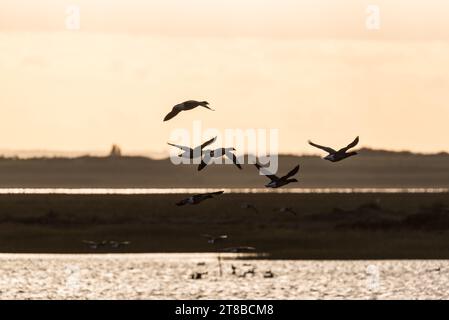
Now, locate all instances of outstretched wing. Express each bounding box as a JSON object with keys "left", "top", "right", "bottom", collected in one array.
[
  {"left": 338, "top": 136, "right": 359, "bottom": 153},
  {"left": 198, "top": 151, "right": 212, "bottom": 171},
  {"left": 308, "top": 140, "right": 336, "bottom": 154},
  {"left": 281, "top": 165, "right": 300, "bottom": 180},
  {"left": 198, "top": 160, "right": 208, "bottom": 171},
  {"left": 163, "top": 107, "right": 182, "bottom": 121},
  {"left": 225, "top": 151, "right": 242, "bottom": 169},
  {"left": 254, "top": 163, "right": 279, "bottom": 182},
  {"left": 167, "top": 142, "right": 191, "bottom": 152},
  {"left": 200, "top": 136, "right": 217, "bottom": 149},
  {"left": 204, "top": 191, "right": 224, "bottom": 196}
]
